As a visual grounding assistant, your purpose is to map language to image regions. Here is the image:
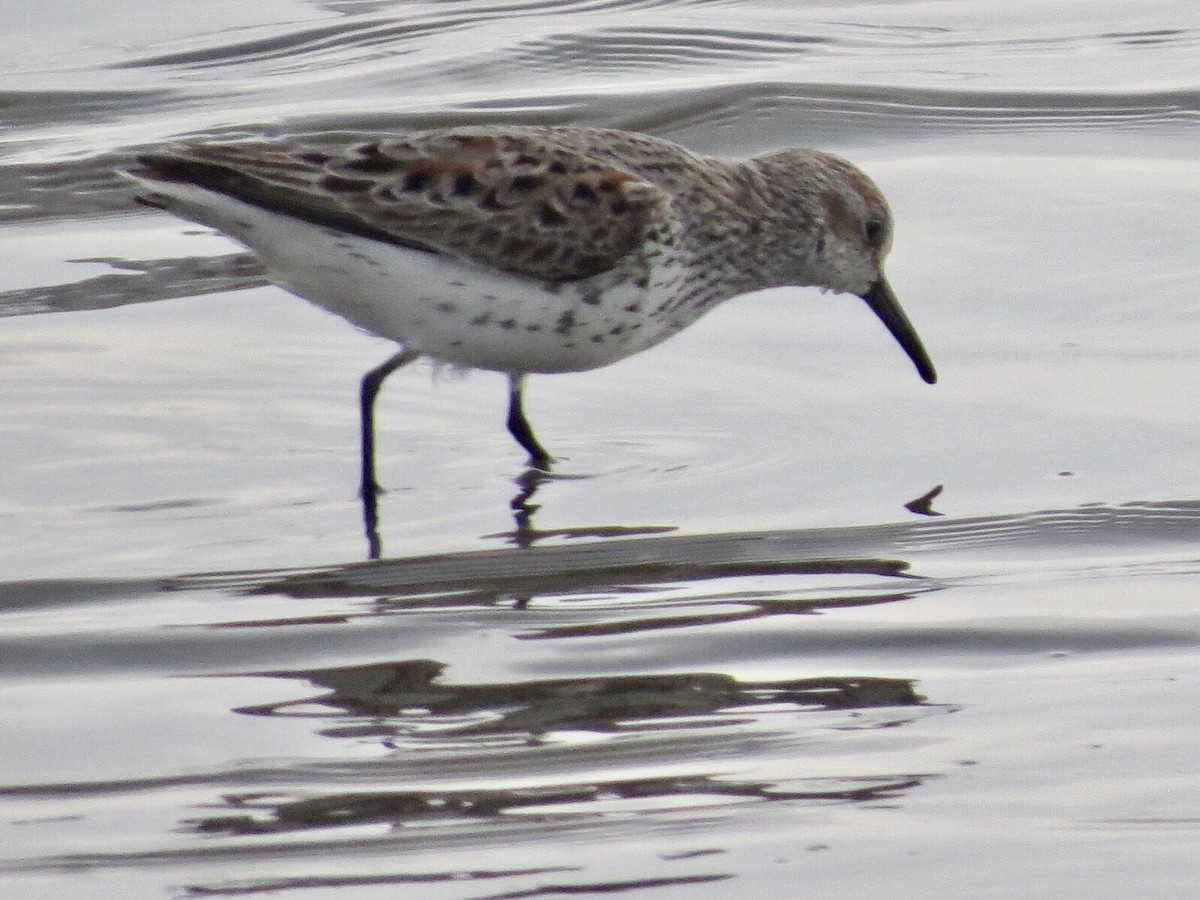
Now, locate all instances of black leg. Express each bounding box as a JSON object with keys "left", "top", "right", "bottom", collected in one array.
[
  {"left": 506, "top": 373, "right": 552, "bottom": 468},
  {"left": 360, "top": 347, "right": 420, "bottom": 499}
]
